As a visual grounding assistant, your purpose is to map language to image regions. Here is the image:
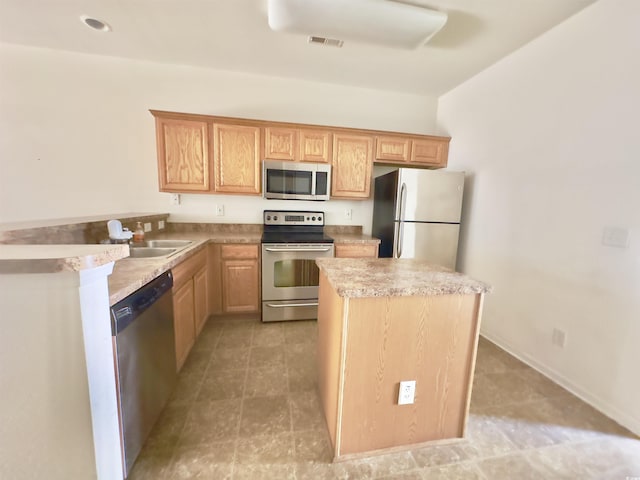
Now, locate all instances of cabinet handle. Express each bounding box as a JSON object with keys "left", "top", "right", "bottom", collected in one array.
[
  {"left": 265, "top": 302, "right": 319, "bottom": 308},
  {"left": 264, "top": 247, "right": 332, "bottom": 253},
  {"left": 396, "top": 182, "right": 406, "bottom": 258}
]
